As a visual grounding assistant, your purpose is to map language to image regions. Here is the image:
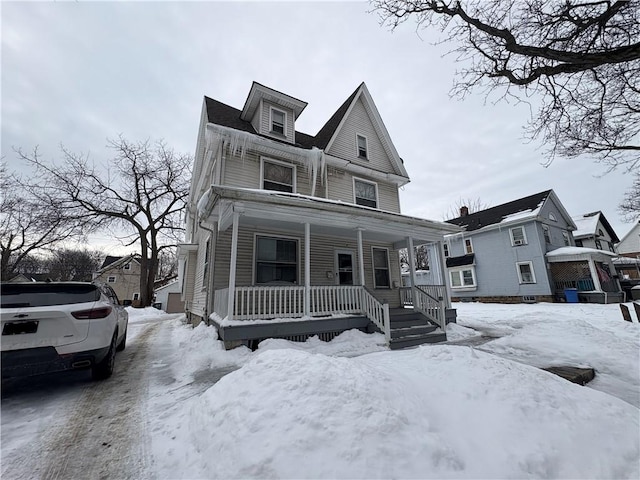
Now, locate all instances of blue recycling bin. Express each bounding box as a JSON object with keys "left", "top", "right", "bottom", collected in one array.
[{"left": 564, "top": 288, "right": 578, "bottom": 303}]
